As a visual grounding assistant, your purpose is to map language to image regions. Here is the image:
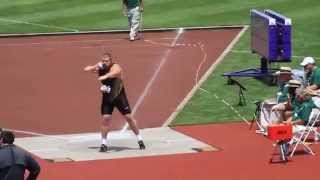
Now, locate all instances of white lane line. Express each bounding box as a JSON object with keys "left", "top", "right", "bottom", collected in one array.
[
  {"left": 0, "top": 17, "right": 79, "bottom": 32},
  {"left": 0, "top": 25, "right": 245, "bottom": 37},
  {"left": 0, "top": 37, "right": 176, "bottom": 47},
  {"left": 0, "top": 39, "right": 122, "bottom": 47},
  {"left": 4, "top": 128, "right": 68, "bottom": 140},
  {"left": 121, "top": 28, "right": 185, "bottom": 132},
  {"left": 195, "top": 42, "right": 207, "bottom": 85},
  {"left": 30, "top": 148, "right": 61, "bottom": 152},
  {"left": 163, "top": 26, "right": 249, "bottom": 127},
  {"left": 144, "top": 39, "right": 171, "bottom": 47},
  {"left": 198, "top": 88, "right": 250, "bottom": 125},
  {"left": 196, "top": 44, "right": 249, "bottom": 124}
]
